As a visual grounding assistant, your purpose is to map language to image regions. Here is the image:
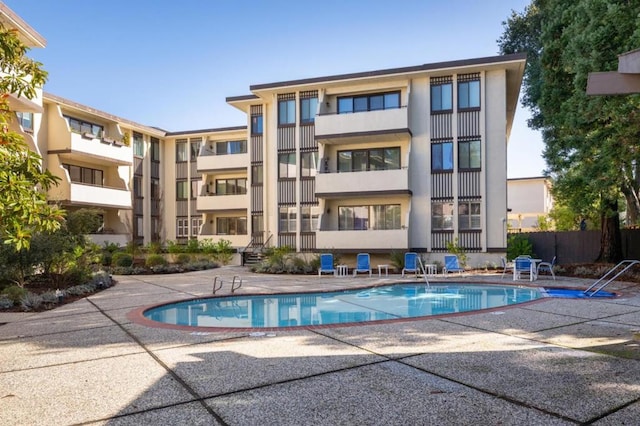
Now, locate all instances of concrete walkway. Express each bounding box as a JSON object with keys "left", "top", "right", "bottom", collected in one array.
[{"left": 1, "top": 267, "right": 640, "bottom": 425}]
